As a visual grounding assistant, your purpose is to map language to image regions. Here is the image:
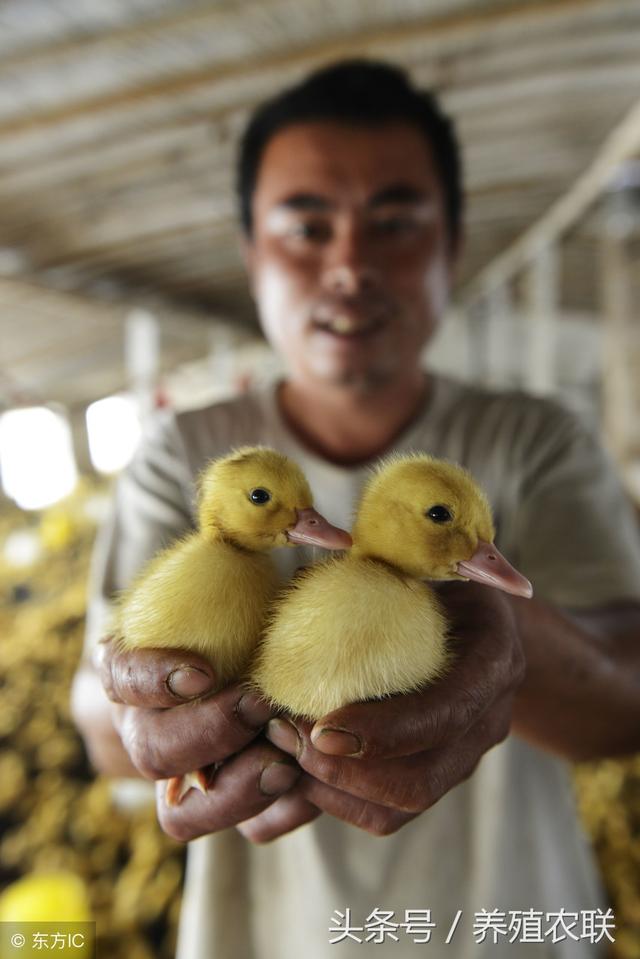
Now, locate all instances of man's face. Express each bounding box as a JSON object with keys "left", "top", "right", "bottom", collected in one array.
[{"left": 245, "top": 120, "right": 458, "bottom": 391}]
